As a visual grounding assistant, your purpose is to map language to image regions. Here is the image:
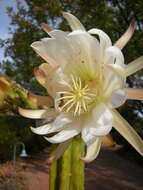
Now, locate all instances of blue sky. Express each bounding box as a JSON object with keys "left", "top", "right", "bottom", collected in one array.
[
  {"left": 0, "top": 0, "right": 26, "bottom": 61},
  {"left": 0, "top": 0, "right": 16, "bottom": 61}
]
